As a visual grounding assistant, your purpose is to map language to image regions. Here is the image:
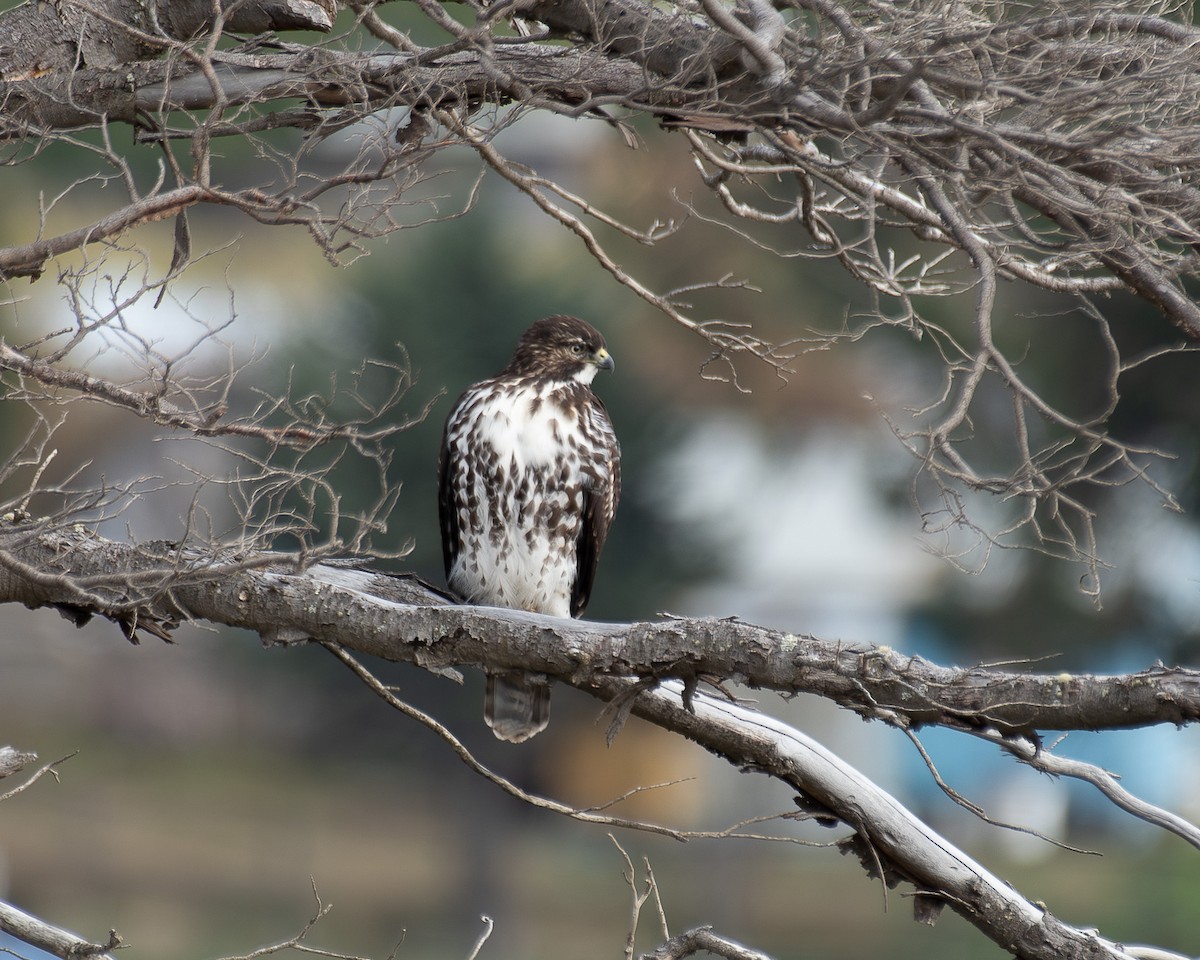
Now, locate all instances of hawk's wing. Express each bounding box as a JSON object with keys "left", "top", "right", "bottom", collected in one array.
[
  {"left": 437, "top": 394, "right": 465, "bottom": 585},
  {"left": 571, "top": 395, "right": 621, "bottom": 618}
]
